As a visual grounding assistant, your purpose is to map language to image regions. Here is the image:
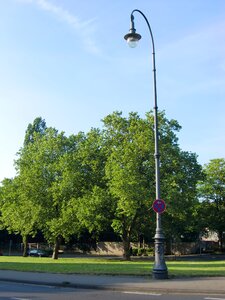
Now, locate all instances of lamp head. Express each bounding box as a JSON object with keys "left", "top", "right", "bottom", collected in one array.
[
  {"left": 124, "top": 14, "right": 141, "bottom": 48},
  {"left": 124, "top": 31, "right": 141, "bottom": 48}
]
